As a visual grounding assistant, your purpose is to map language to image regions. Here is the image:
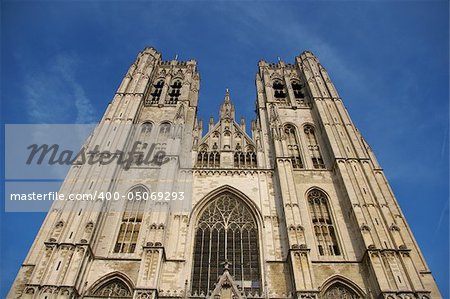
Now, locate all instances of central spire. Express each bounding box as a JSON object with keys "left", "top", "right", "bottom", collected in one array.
[{"left": 219, "top": 88, "right": 235, "bottom": 120}]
